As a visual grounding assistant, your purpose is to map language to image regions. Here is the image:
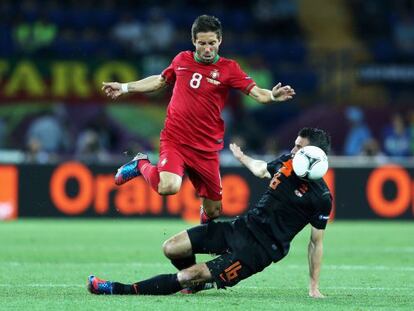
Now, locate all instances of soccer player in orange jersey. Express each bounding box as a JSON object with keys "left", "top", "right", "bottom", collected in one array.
[{"left": 88, "top": 128, "right": 331, "bottom": 298}]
